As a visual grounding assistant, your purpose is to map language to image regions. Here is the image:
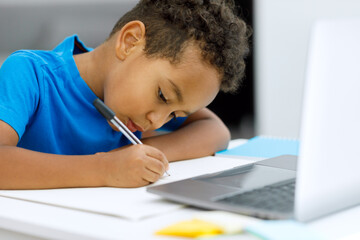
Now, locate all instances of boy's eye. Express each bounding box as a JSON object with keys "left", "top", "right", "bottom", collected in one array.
[
  {"left": 158, "top": 88, "right": 168, "bottom": 103},
  {"left": 158, "top": 88, "right": 177, "bottom": 121},
  {"left": 171, "top": 112, "right": 177, "bottom": 121}
]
